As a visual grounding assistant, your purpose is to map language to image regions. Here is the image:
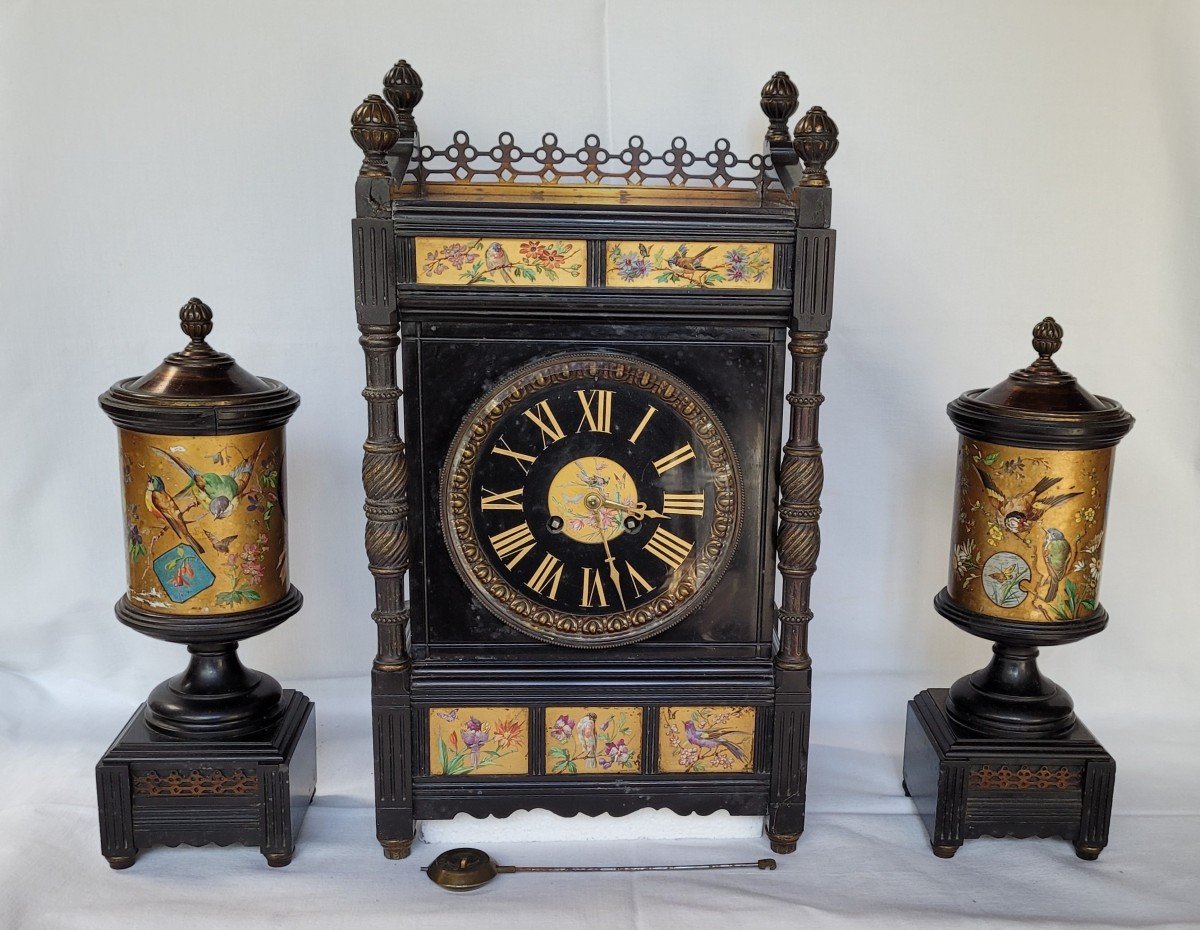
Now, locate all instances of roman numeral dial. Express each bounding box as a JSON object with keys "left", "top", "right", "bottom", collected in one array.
[{"left": 443, "top": 353, "right": 741, "bottom": 647}]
